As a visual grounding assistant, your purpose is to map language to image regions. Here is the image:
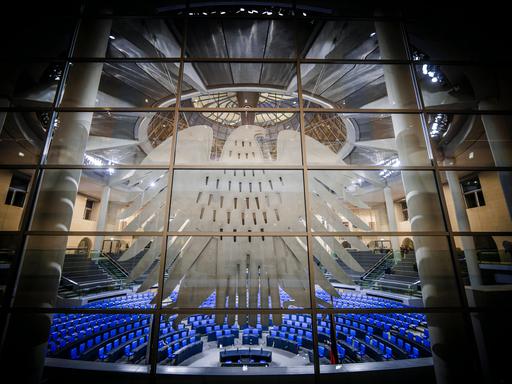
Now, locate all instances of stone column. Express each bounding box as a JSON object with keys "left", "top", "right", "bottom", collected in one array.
[
  {"left": 93, "top": 185, "right": 111, "bottom": 253},
  {"left": 1, "top": 18, "right": 112, "bottom": 383},
  {"left": 375, "top": 21, "right": 477, "bottom": 384},
  {"left": 479, "top": 110, "right": 512, "bottom": 219},
  {"left": 383, "top": 185, "right": 400, "bottom": 253},
  {"left": 444, "top": 159, "right": 482, "bottom": 286}
]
